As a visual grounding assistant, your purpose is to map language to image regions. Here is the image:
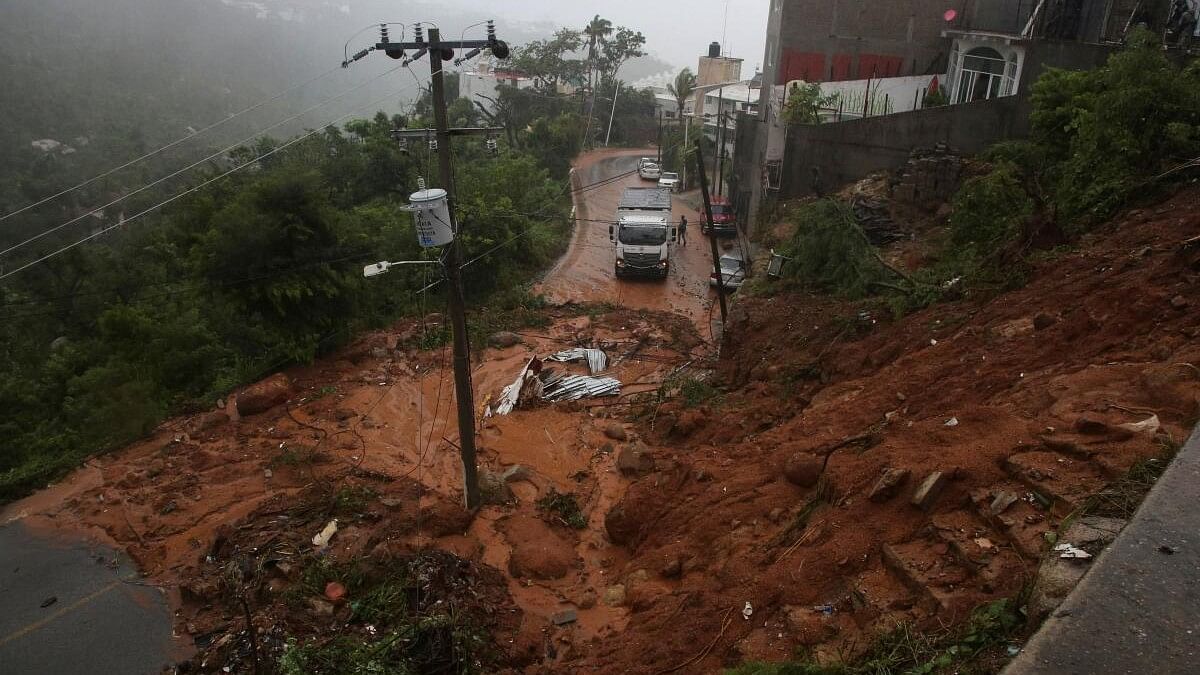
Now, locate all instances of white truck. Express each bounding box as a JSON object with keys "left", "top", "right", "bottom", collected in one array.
[{"left": 610, "top": 187, "right": 675, "bottom": 279}]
